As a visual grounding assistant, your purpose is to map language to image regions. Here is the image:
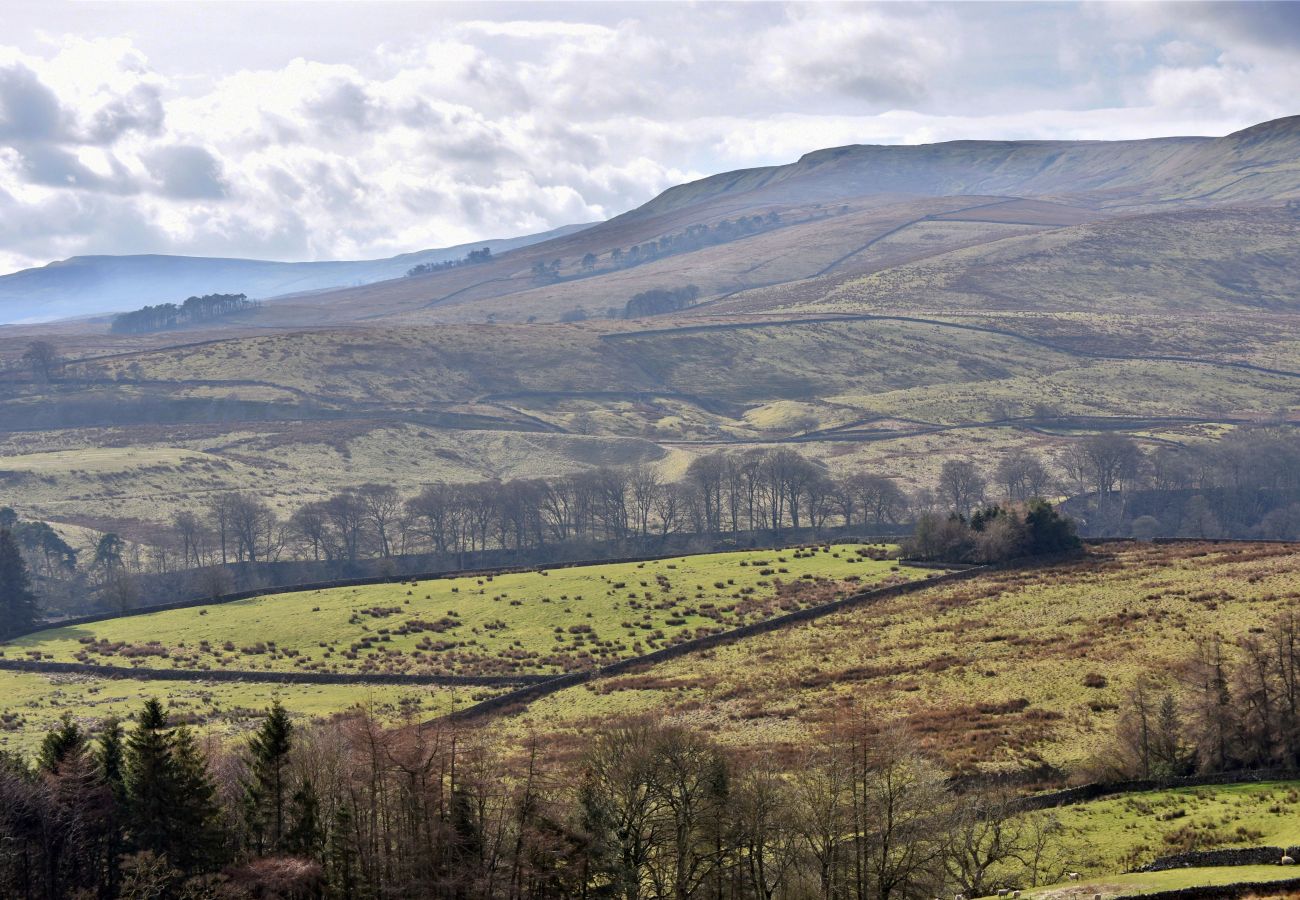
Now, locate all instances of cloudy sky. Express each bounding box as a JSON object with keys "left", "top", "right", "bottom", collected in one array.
[{"left": 1, "top": 1, "right": 1298, "bottom": 275}]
